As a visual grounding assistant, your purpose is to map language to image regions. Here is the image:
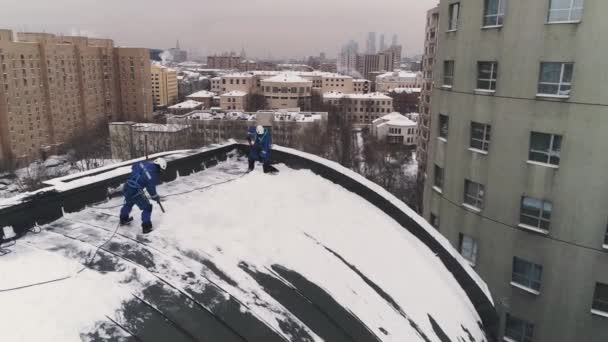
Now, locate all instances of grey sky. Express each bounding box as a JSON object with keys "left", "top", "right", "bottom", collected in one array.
[{"left": 1, "top": 0, "right": 438, "bottom": 59}]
